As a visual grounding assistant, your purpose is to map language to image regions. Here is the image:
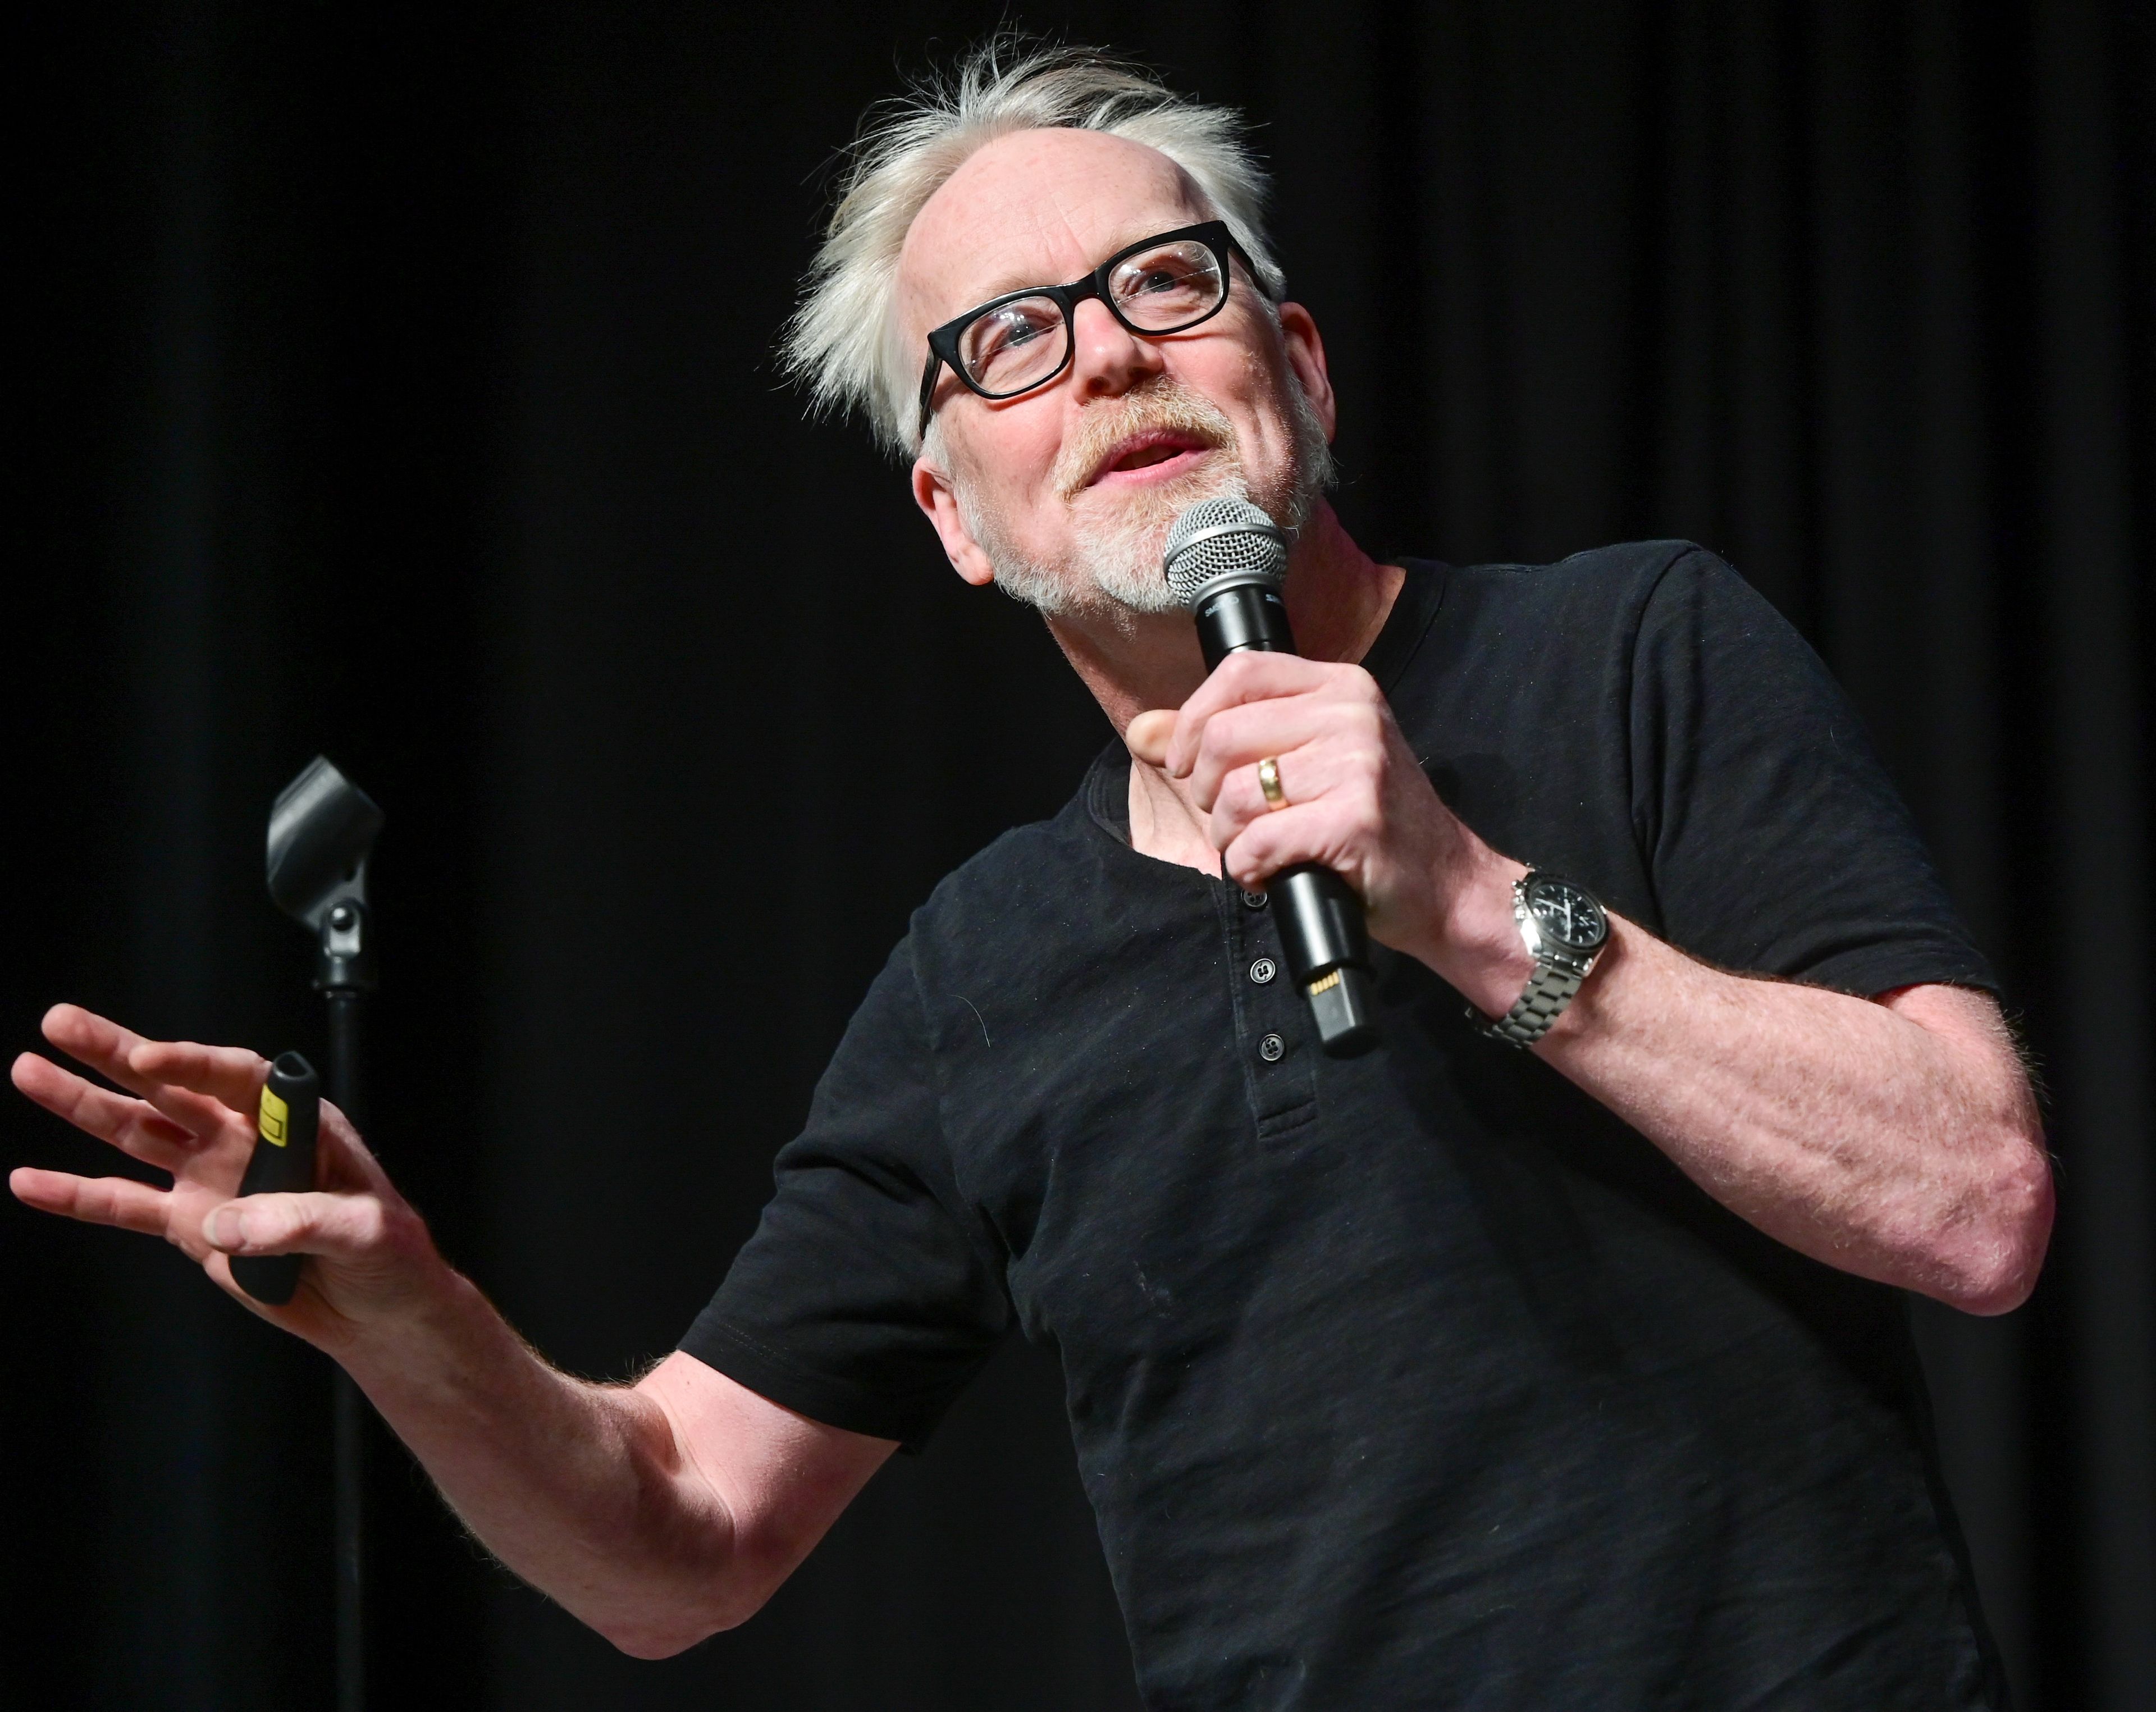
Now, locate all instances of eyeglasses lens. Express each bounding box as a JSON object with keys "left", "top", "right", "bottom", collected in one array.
[
  {"left": 960, "top": 298, "right": 1070, "bottom": 397},
  {"left": 1110, "top": 240, "right": 1226, "bottom": 330},
  {"left": 956, "top": 240, "right": 1228, "bottom": 399}
]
